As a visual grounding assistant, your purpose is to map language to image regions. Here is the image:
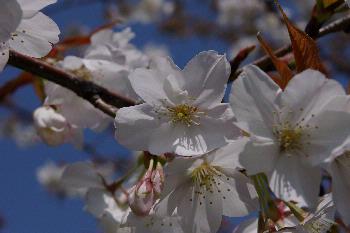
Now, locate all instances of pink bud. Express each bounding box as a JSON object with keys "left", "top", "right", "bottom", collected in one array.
[
  {"left": 151, "top": 162, "right": 164, "bottom": 196},
  {"left": 128, "top": 160, "right": 164, "bottom": 216}
]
